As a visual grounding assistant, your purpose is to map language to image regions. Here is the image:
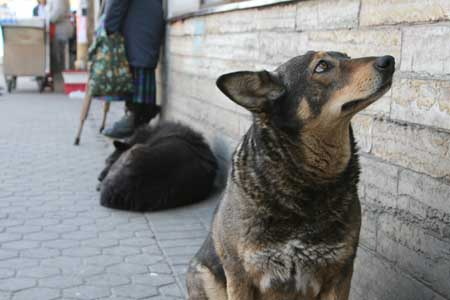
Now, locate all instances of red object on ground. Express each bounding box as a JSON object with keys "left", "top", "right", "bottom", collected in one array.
[
  {"left": 50, "top": 23, "right": 56, "bottom": 39},
  {"left": 62, "top": 70, "right": 88, "bottom": 95}
]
